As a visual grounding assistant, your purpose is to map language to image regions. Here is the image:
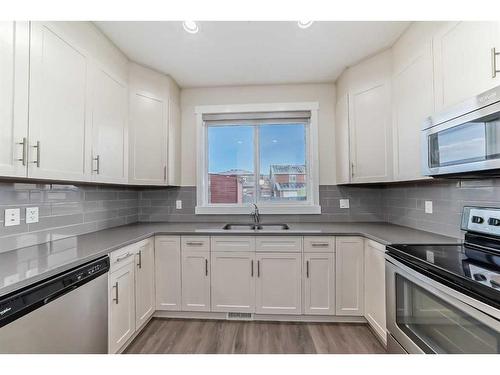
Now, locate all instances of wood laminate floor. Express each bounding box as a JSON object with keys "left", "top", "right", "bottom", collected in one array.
[{"left": 124, "top": 318, "right": 386, "bottom": 354}]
